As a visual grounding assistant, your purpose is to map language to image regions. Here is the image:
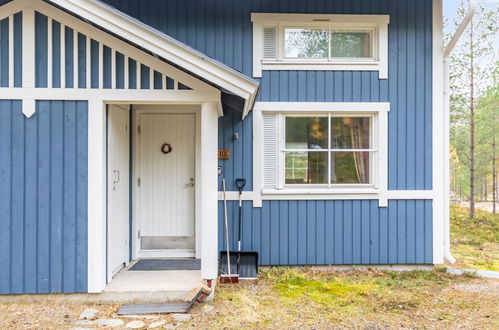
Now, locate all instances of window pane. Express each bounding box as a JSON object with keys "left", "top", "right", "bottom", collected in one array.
[
  {"left": 286, "top": 117, "right": 328, "bottom": 149},
  {"left": 331, "top": 32, "right": 372, "bottom": 58},
  {"left": 285, "top": 152, "right": 328, "bottom": 184},
  {"left": 331, "top": 152, "right": 370, "bottom": 184},
  {"left": 284, "top": 28, "right": 329, "bottom": 58},
  {"left": 331, "top": 117, "right": 370, "bottom": 149}
]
